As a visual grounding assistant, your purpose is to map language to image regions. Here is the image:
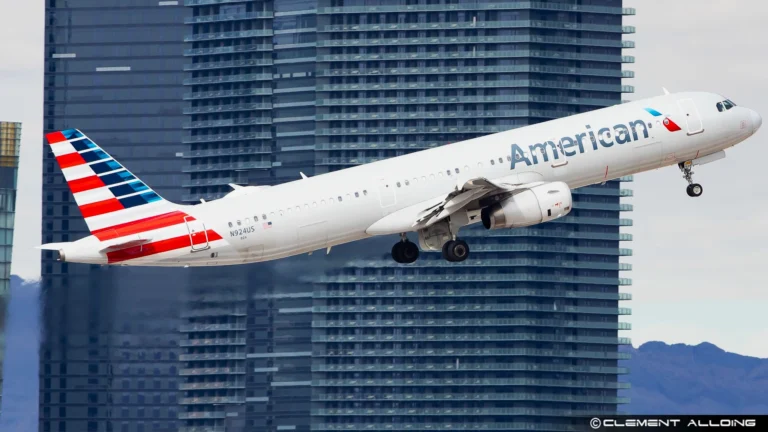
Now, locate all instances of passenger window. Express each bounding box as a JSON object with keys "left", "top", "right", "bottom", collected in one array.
[
  {"left": 455, "top": 168, "right": 459, "bottom": 173},
  {"left": 446, "top": 170, "right": 451, "bottom": 176},
  {"left": 287, "top": 208, "right": 291, "bottom": 214},
  {"left": 245, "top": 218, "right": 250, "bottom": 224},
  {"left": 498, "top": 158, "right": 503, "bottom": 163},
  {"left": 396, "top": 182, "right": 401, "bottom": 187},
  {"left": 254, "top": 215, "right": 259, "bottom": 221},
  {"left": 430, "top": 174, "right": 435, "bottom": 180},
  {"left": 321, "top": 200, "right": 326, "bottom": 205},
  {"left": 506, "top": 156, "right": 511, "bottom": 162},
  {"left": 405, "top": 180, "right": 410, "bottom": 186},
  {"left": 228, "top": 222, "right": 233, "bottom": 228},
  {"left": 464, "top": 165, "right": 469, "bottom": 172},
  {"left": 421, "top": 176, "right": 426, "bottom": 181},
  {"left": 304, "top": 204, "right": 309, "bottom": 210},
  {"left": 490, "top": 159, "right": 495, "bottom": 165},
  {"left": 237, "top": 220, "right": 241, "bottom": 226},
  {"left": 354, "top": 192, "right": 359, "bottom": 198},
  {"left": 279, "top": 210, "right": 284, "bottom": 216},
  {"left": 313, "top": 202, "right": 317, "bottom": 207},
  {"left": 262, "top": 214, "right": 267, "bottom": 220},
  {"left": 295, "top": 206, "right": 300, "bottom": 212},
  {"left": 363, "top": 190, "right": 368, "bottom": 195},
  {"left": 338, "top": 196, "right": 342, "bottom": 202}
]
